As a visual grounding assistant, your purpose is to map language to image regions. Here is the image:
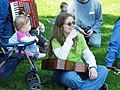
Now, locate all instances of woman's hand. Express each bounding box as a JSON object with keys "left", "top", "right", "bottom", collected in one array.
[
  {"left": 68, "top": 29, "right": 78, "bottom": 39},
  {"left": 89, "top": 67, "right": 98, "bottom": 80}
]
